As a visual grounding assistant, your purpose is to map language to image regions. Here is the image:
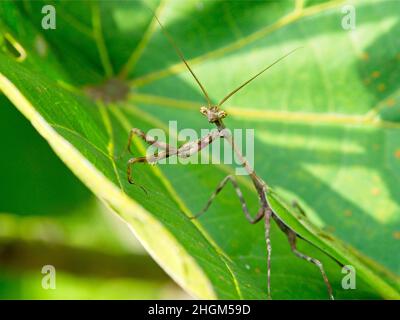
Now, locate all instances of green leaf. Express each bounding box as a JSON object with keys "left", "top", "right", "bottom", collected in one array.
[
  {"left": 0, "top": 0, "right": 399, "bottom": 299},
  {"left": 0, "top": 94, "right": 90, "bottom": 215}
]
